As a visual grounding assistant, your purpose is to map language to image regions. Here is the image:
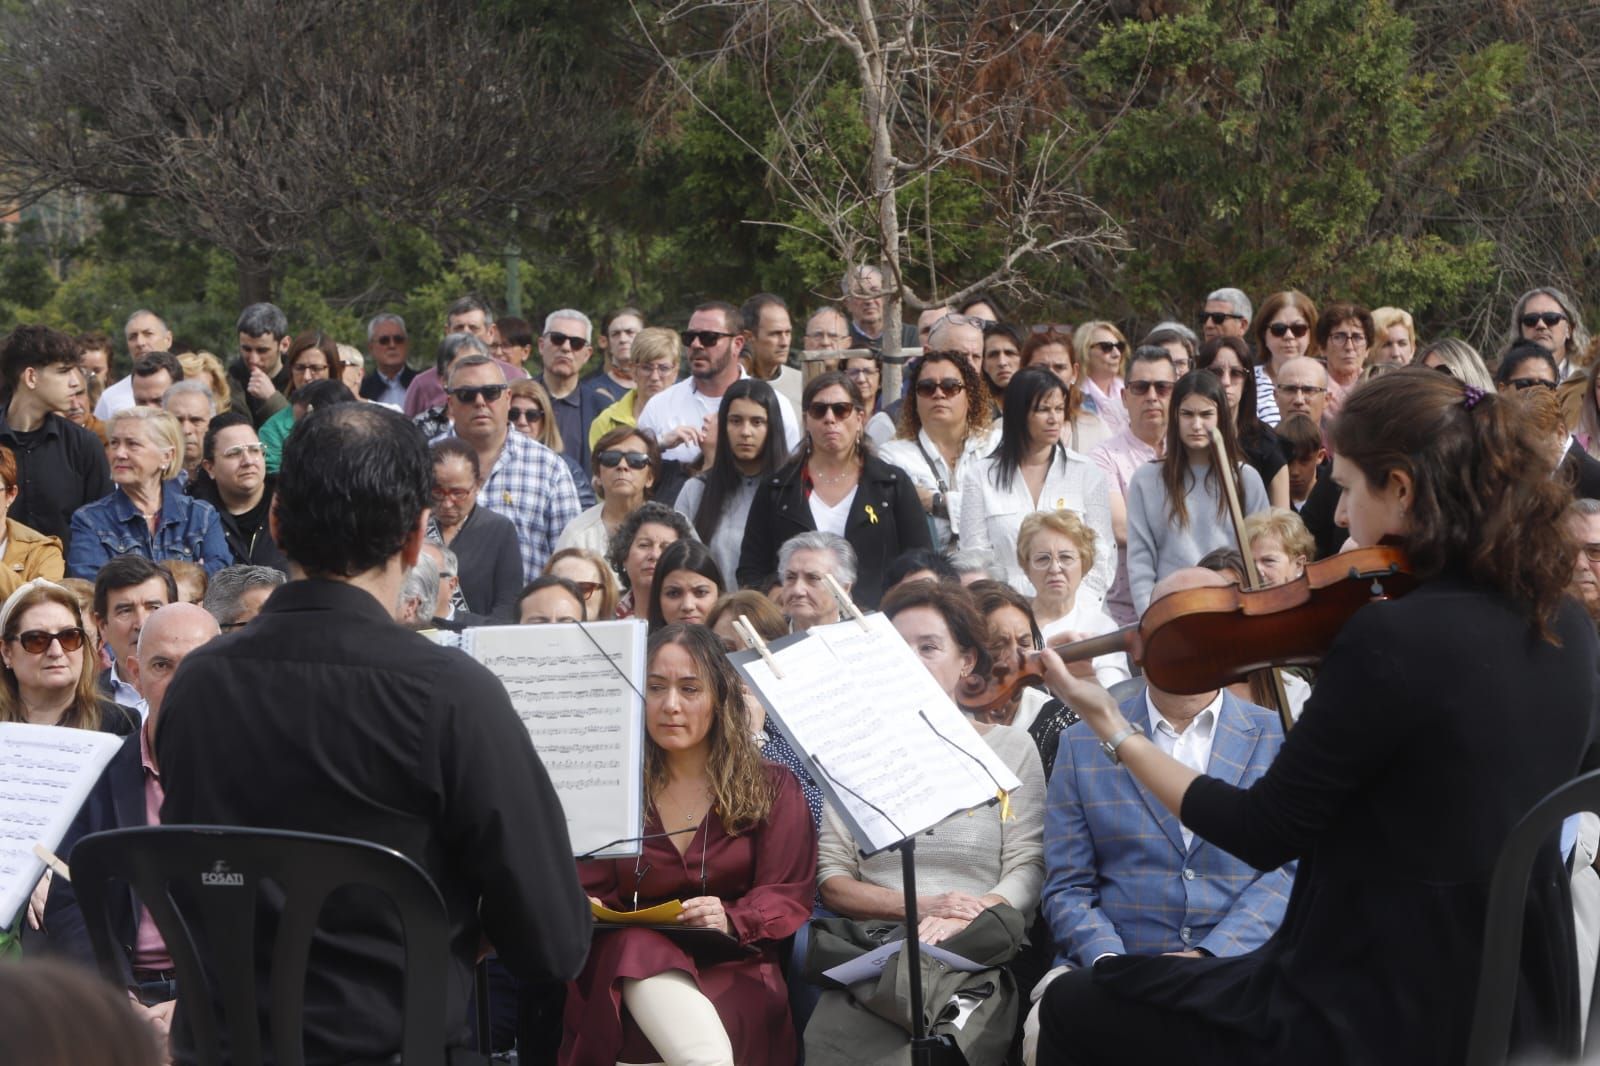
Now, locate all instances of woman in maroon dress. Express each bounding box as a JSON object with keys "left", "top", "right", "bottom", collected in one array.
[{"left": 562, "top": 623, "right": 817, "bottom": 1066}]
